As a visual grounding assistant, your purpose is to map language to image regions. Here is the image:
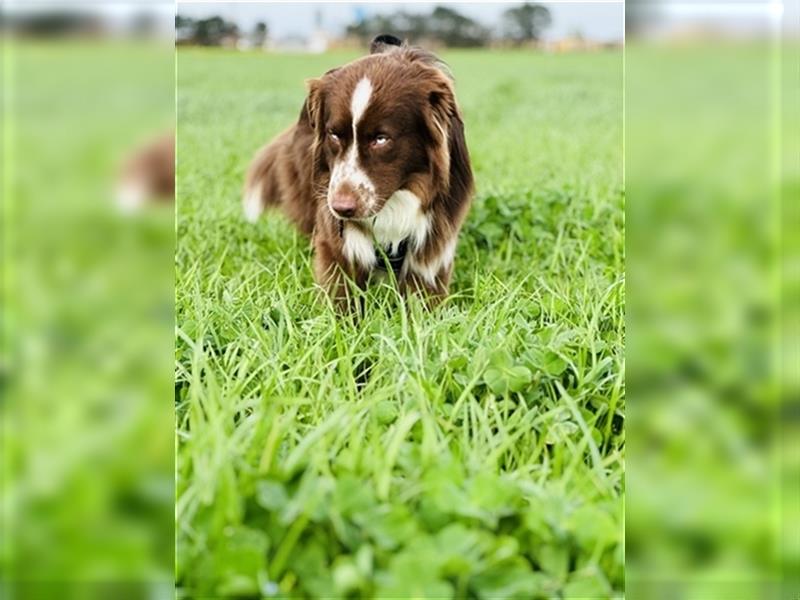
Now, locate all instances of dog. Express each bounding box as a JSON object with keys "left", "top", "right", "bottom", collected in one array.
[
  {"left": 243, "top": 35, "right": 473, "bottom": 304},
  {"left": 115, "top": 131, "right": 175, "bottom": 212}
]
